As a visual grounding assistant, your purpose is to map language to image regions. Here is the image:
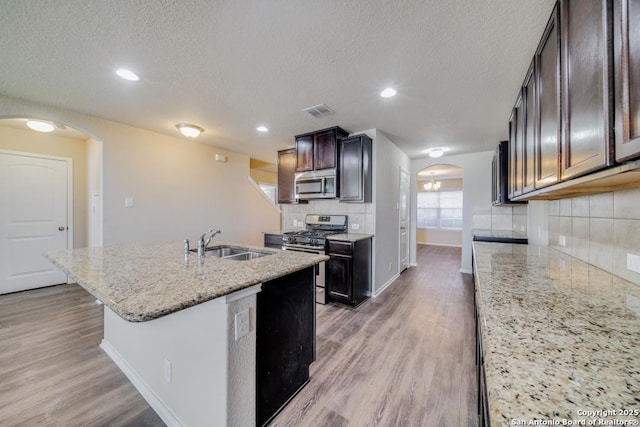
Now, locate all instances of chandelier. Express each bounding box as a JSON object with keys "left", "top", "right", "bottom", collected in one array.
[{"left": 423, "top": 171, "right": 441, "bottom": 191}]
